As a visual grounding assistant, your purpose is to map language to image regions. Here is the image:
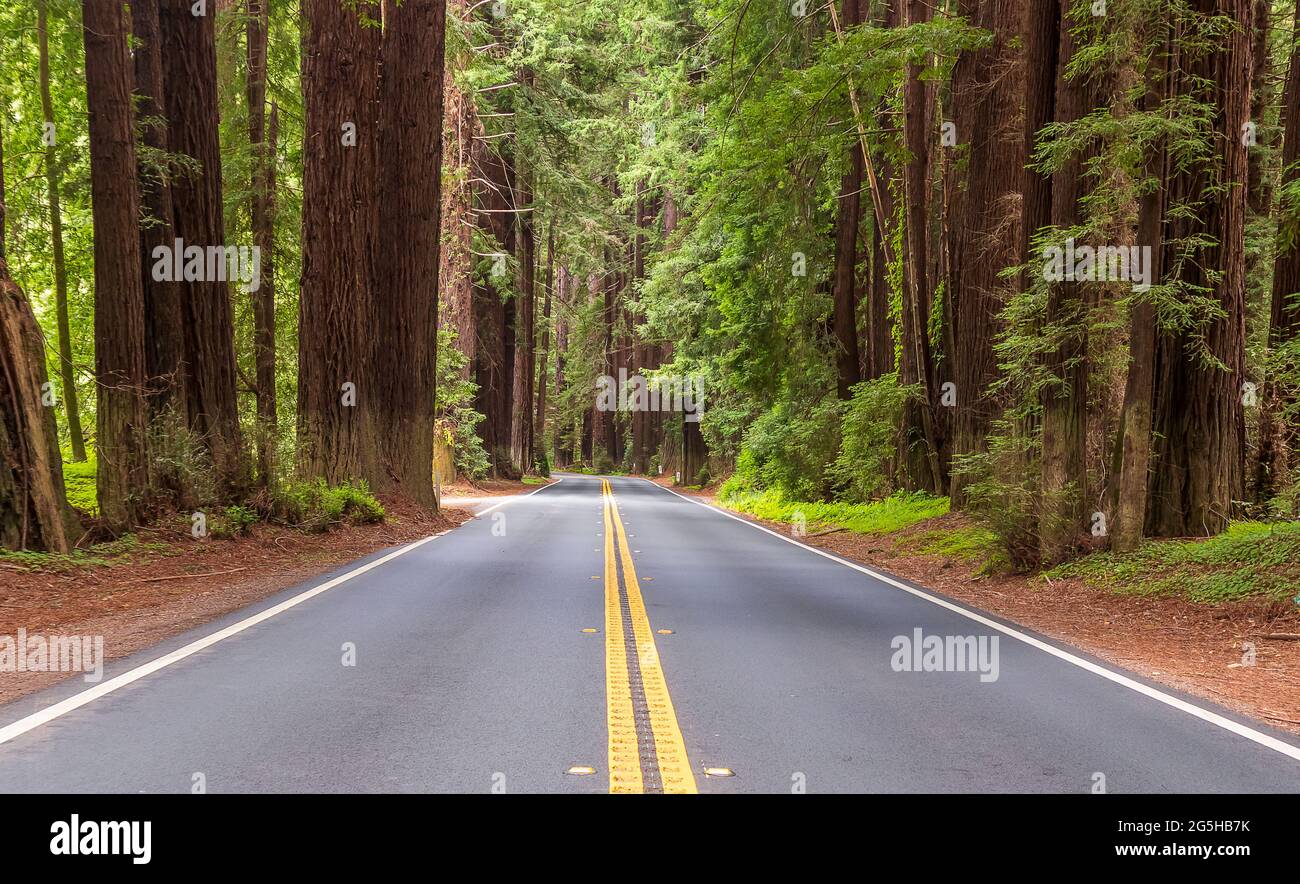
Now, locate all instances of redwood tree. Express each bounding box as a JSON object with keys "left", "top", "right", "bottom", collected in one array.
[
  {"left": 83, "top": 0, "right": 149, "bottom": 532},
  {"left": 247, "top": 0, "right": 277, "bottom": 486},
  {"left": 1146, "top": 0, "right": 1252, "bottom": 537},
  {"left": 159, "top": 0, "right": 245, "bottom": 495},
  {"left": 374, "top": 0, "right": 447, "bottom": 505},
  {"left": 299, "top": 0, "right": 381, "bottom": 485}
]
